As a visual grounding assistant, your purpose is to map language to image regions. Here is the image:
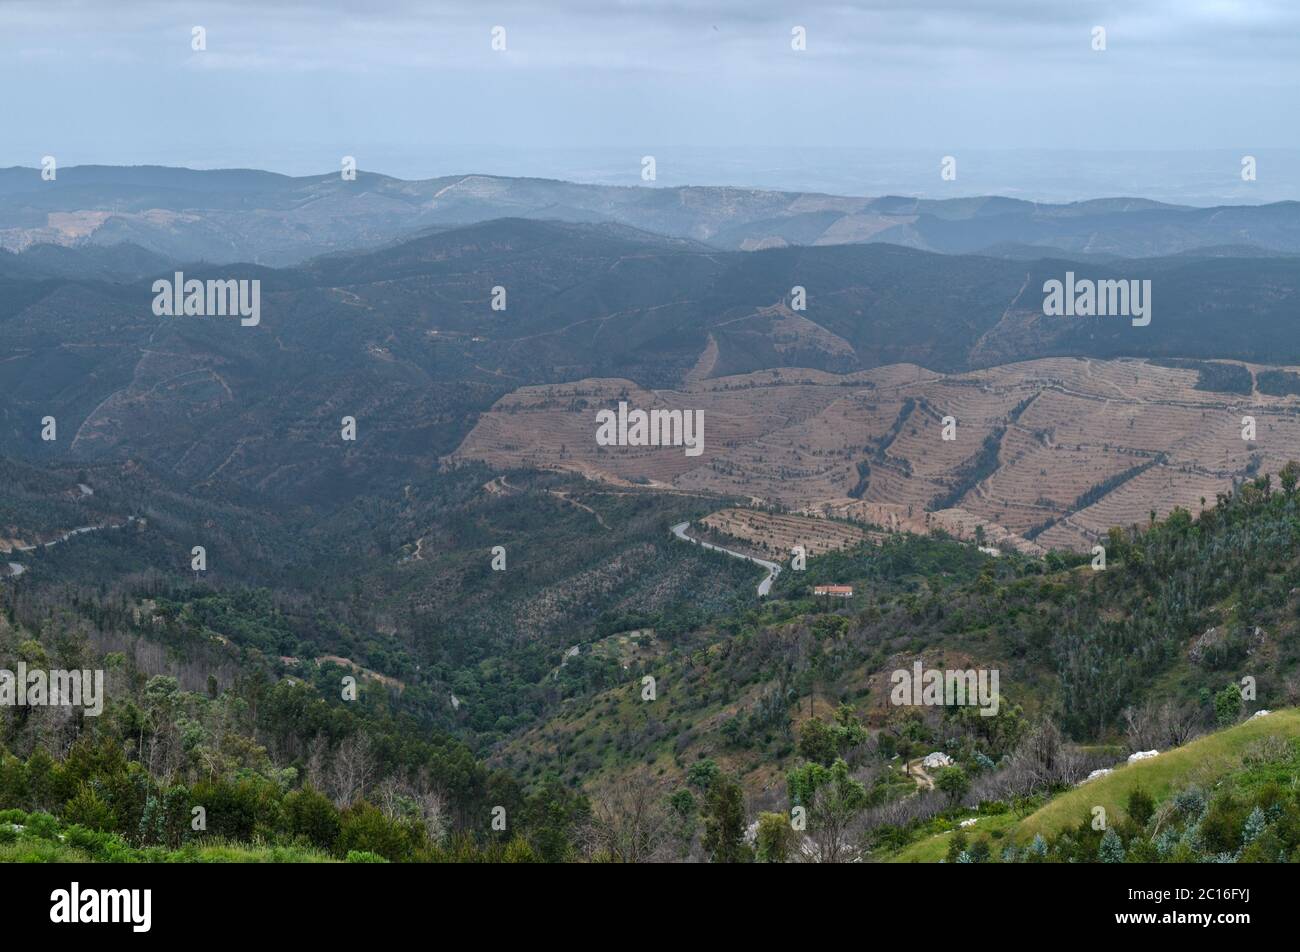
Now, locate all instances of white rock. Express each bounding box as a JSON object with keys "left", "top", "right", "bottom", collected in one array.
[
  {"left": 959, "top": 817, "right": 978, "bottom": 828},
  {"left": 1081, "top": 768, "right": 1113, "bottom": 784},
  {"left": 1250, "top": 709, "right": 1272, "bottom": 719},
  {"left": 1127, "top": 750, "right": 1159, "bottom": 763},
  {"left": 922, "top": 752, "right": 954, "bottom": 769}
]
